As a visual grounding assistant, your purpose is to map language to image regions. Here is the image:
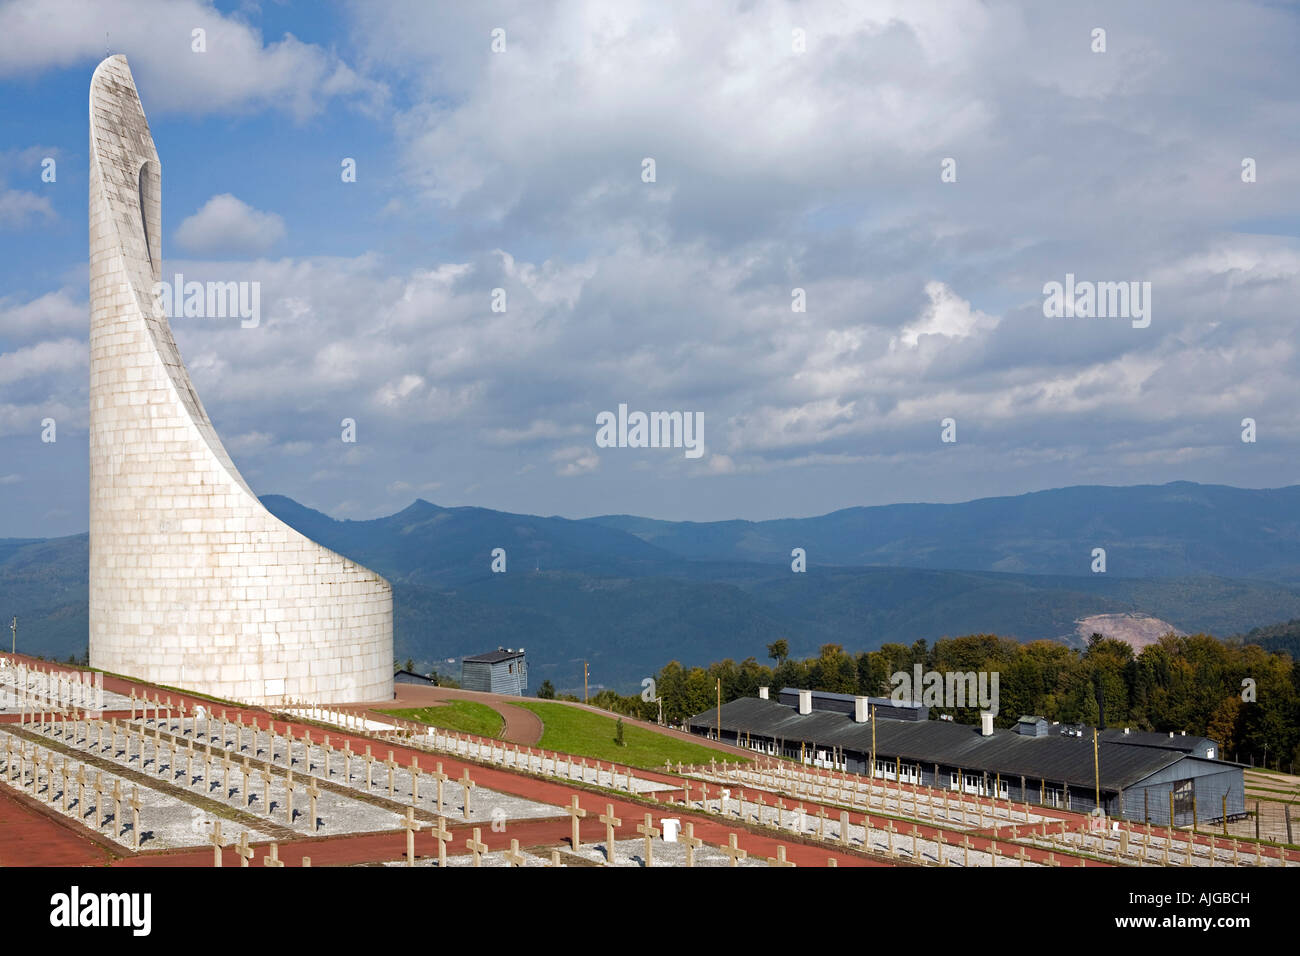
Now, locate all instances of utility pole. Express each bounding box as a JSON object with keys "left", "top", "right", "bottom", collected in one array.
[
  {"left": 583, "top": 661, "right": 588, "bottom": 704},
  {"left": 1093, "top": 727, "right": 1101, "bottom": 812},
  {"left": 870, "top": 704, "right": 876, "bottom": 778},
  {"left": 9, "top": 616, "right": 14, "bottom": 655}
]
